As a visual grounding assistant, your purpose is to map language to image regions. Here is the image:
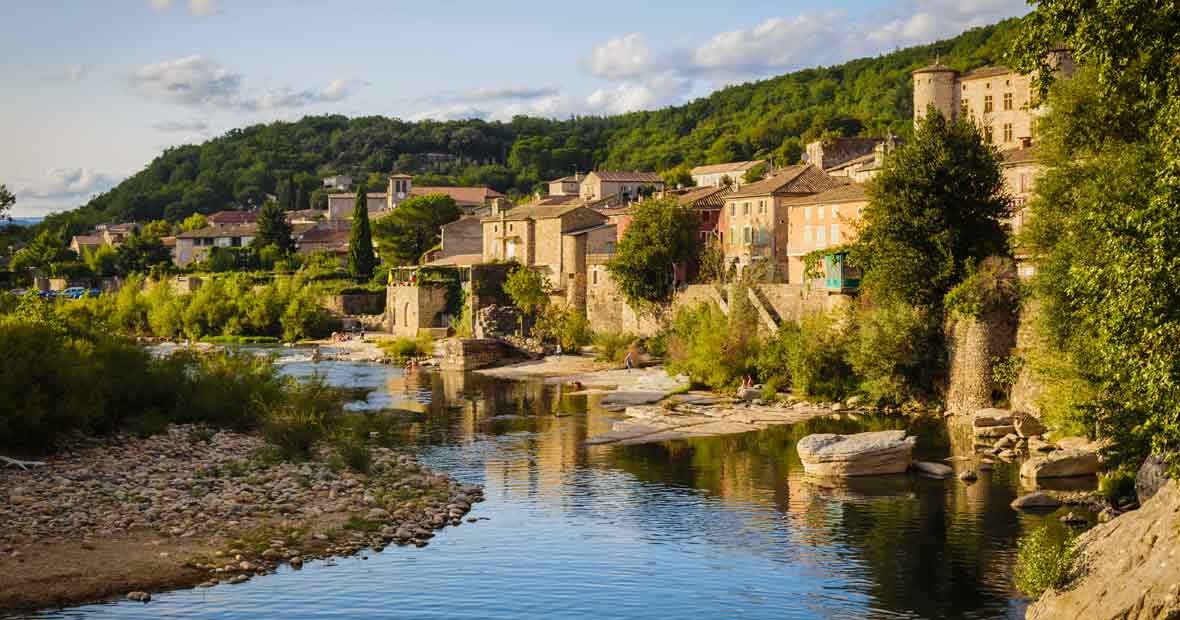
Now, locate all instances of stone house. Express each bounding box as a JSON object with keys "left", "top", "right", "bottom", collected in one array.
[
  {"left": 719, "top": 165, "right": 845, "bottom": 280},
  {"left": 674, "top": 185, "right": 729, "bottom": 243},
  {"left": 207, "top": 210, "right": 258, "bottom": 227},
  {"left": 387, "top": 280, "right": 451, "bottom": 338},
  {"left": 548, "top": 175, "right": 582, "bottom": 197},
  {"left": 322, "top": 175, "right": 353, "bottom": 191},
  {"left": 425, "top": 216, "right": 484, "bottom": 266},
  {"left": 689, "top": 160, "right": 766, "bottom": 189},
  {"left": 69, "top": 222, "right": 137, "bottom": 256},
  {"left": 174, "top": 224, "right": 257, "bottom": 266},
  {"left": 481, "top": 204, "right": 608, "bottom": 297},
  {"left": 781, "top": 183, "right": 869, "bottom": 285},
  {"left": 327, "top": 193, "right": 389, "bottom": 221},
  {"left": 579, "top": 171, "right": 664, "bottom": 202}
]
